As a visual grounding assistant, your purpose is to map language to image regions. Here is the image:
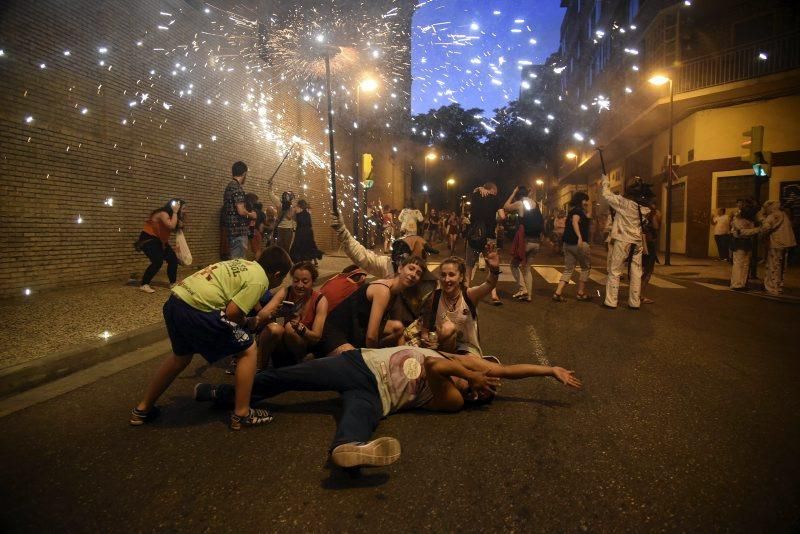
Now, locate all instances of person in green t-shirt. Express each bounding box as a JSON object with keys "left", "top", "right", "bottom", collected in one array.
[{"left": 130, "top": 246, "right": 292, "bottom": 431}]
